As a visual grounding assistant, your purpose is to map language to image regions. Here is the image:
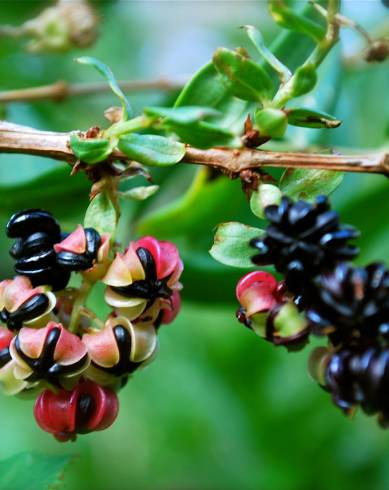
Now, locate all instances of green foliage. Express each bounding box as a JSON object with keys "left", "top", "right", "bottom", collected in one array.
[
  {"left": 120, "top": 185, "right": 159, "bottom": 201},
  {"left": 70, "top": 134, "right": 114, "bottom": 164},
  {"left": 145, "top": 106, "right": 220, "bottom": 125},
  {"left": 268, "top": 0, "right": 326, "bottom": 42},
  {"left": 242, "top": 25, "right": 292, "bottom": 82},
  {"left": 287, "top": 107, "right": 341, "bottom": 128},
  {"left": 84, "top": 192, "right": 117, "bottom": 237},
  {"left": 279, "top": 168, "right": 344, "bottom": 201},
  {"left": 76, "top": 56, "right": 133, "bottom": 120},
  {"left": 213, "top": 47, "right": 274, "bottom": 103},
  {"left": 288, "top": 64, "right": 318, "bottom": 98},
  {"left": 175, "top": 62, "right": 230, "bottom": 108},
  {"left": 0, "top": 452, "right": 72, "bottom": 490},
  {"left": 118, "top": 133, "right": 186, "bottom": 167},
  {"left": 209, "top": 222, "right": 263, "bottom": 268},
  {"left": 250, "top": 184, "right": 283, "bottom": 219}
]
